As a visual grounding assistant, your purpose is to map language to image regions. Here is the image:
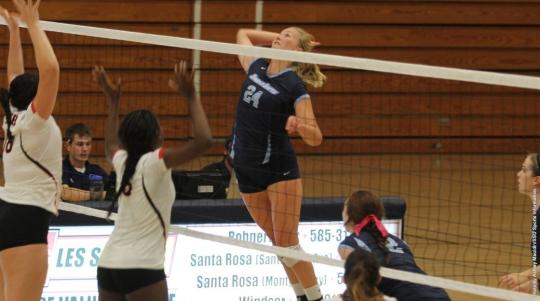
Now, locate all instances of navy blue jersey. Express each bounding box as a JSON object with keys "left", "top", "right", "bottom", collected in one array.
[
  {"left": 231, "top": 58, "right": 309, "bottom": 165},
  {"left": 340, "top": 232, "right": 451, "bottom": 301},
  {"left": 62, "top": 157, "right": 109, "bottom": 190}
]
